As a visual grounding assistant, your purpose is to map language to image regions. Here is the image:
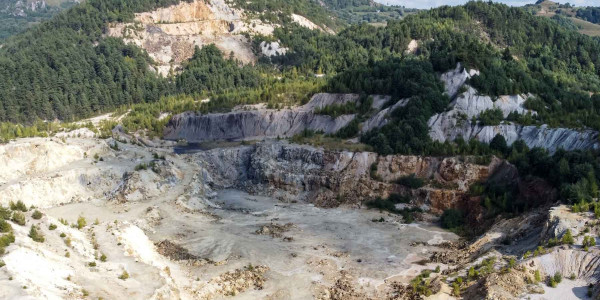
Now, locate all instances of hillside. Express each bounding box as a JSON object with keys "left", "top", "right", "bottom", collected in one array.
[
  {"left": 525, "top": 0, "right": 600, "bottom": 36},
  {"left": 0, "top": 0, "right": 77, "bottom": 39},
  {"left": 0, "top": 0, "right": 390, "bottom": 123}
]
